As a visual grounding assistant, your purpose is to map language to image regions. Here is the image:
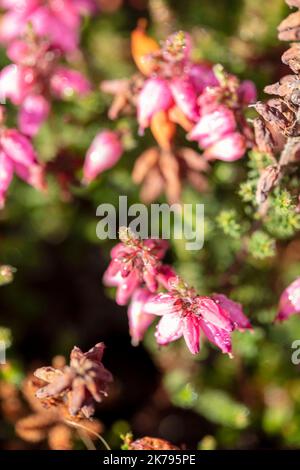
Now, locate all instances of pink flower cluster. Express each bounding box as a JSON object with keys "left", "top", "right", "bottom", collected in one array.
[
  {"left": 103, "top": 228, "right": 252, "bottom": 354},
  {"left": 0, "top": 106, "right": 45, "bottom": 207},
  {"left": 0, "top": 0, "right": 97, "bottom": 53},
  {"left": 0, "top": 36, "right": 91, "bottom": 137},
  {"left": 136, "top": 31, "right": 256, "bottom": 161}
]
